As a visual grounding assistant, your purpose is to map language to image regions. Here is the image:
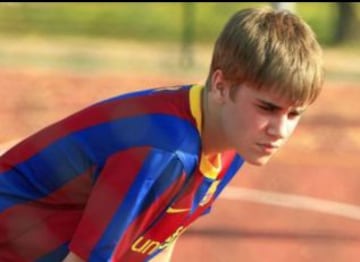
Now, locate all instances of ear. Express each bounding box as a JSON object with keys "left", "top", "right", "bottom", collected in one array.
[{"left": 210, "top": 69, "right": 229, "bottom": 103}]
